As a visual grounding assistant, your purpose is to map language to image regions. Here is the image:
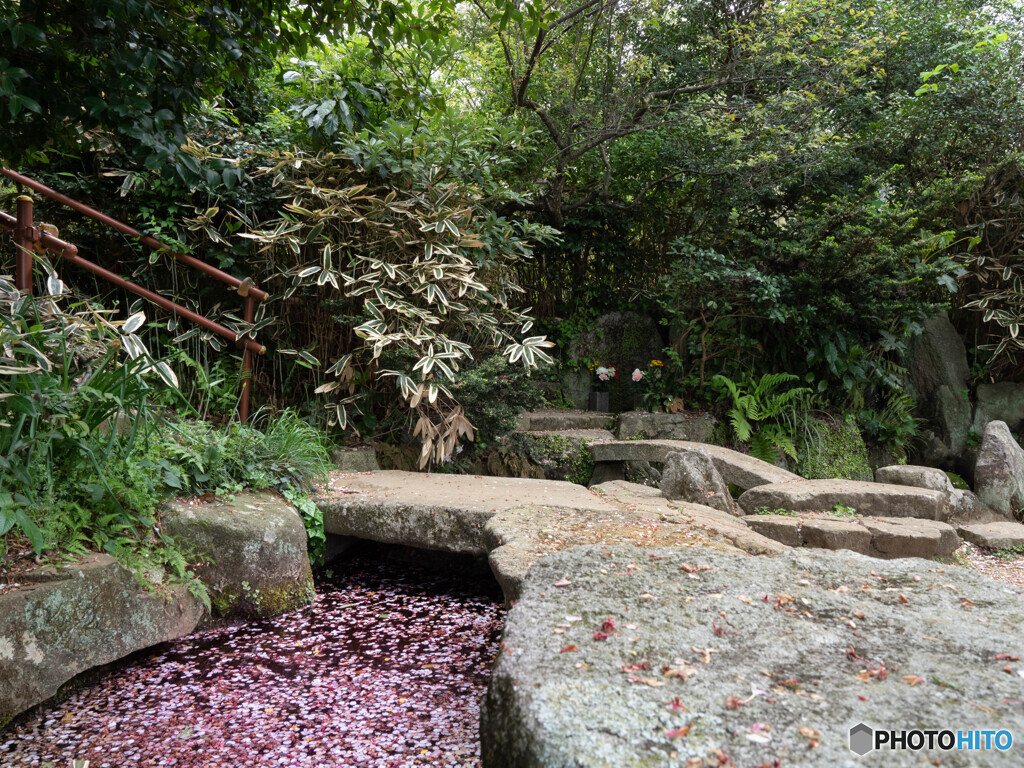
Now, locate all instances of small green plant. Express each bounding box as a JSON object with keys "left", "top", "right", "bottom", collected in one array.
[
  {"left": 753, "top": 506, "right": 799, "bottom": 516},
  {"left": 830, "top": 504, "right": 858, "bottom": 517},
  {"left": 711, "top": 372, "right": 811, "bottom": 462},
  {"left": 966, "top": 431, "right": 983, "bottom": 448},
  {"left": 992, "top": 545, "right": 1024, "bottom": 561}
]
